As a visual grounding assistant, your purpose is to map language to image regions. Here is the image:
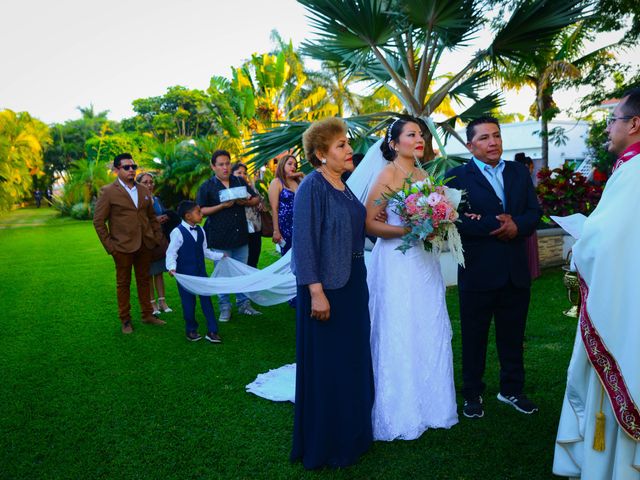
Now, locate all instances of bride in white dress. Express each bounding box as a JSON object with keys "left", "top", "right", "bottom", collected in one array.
[
  {"left": 243, "top": 118, "right": 458, "bottom": 440},
  {"left": 364, "top": 117, "right": 458, "bottom": 441}
]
